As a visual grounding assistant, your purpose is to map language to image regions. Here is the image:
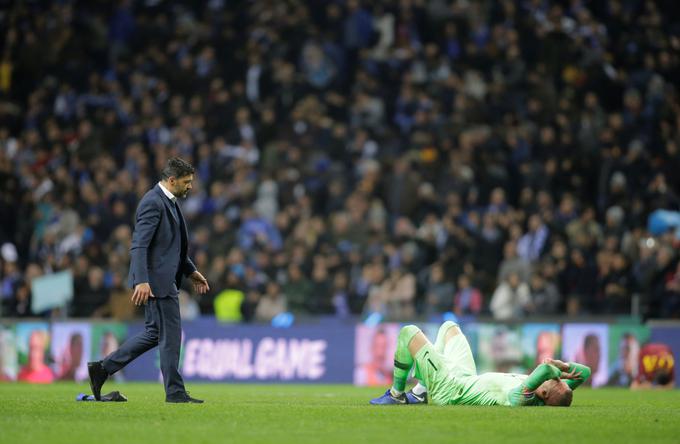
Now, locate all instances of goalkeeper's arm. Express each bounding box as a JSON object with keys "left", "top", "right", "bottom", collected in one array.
[
  {"left": 543, "top": 358, "right": 591, "bottom": 390},
  {"left": 523, "top": 363, "right": 562, "bottom": 391}
]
